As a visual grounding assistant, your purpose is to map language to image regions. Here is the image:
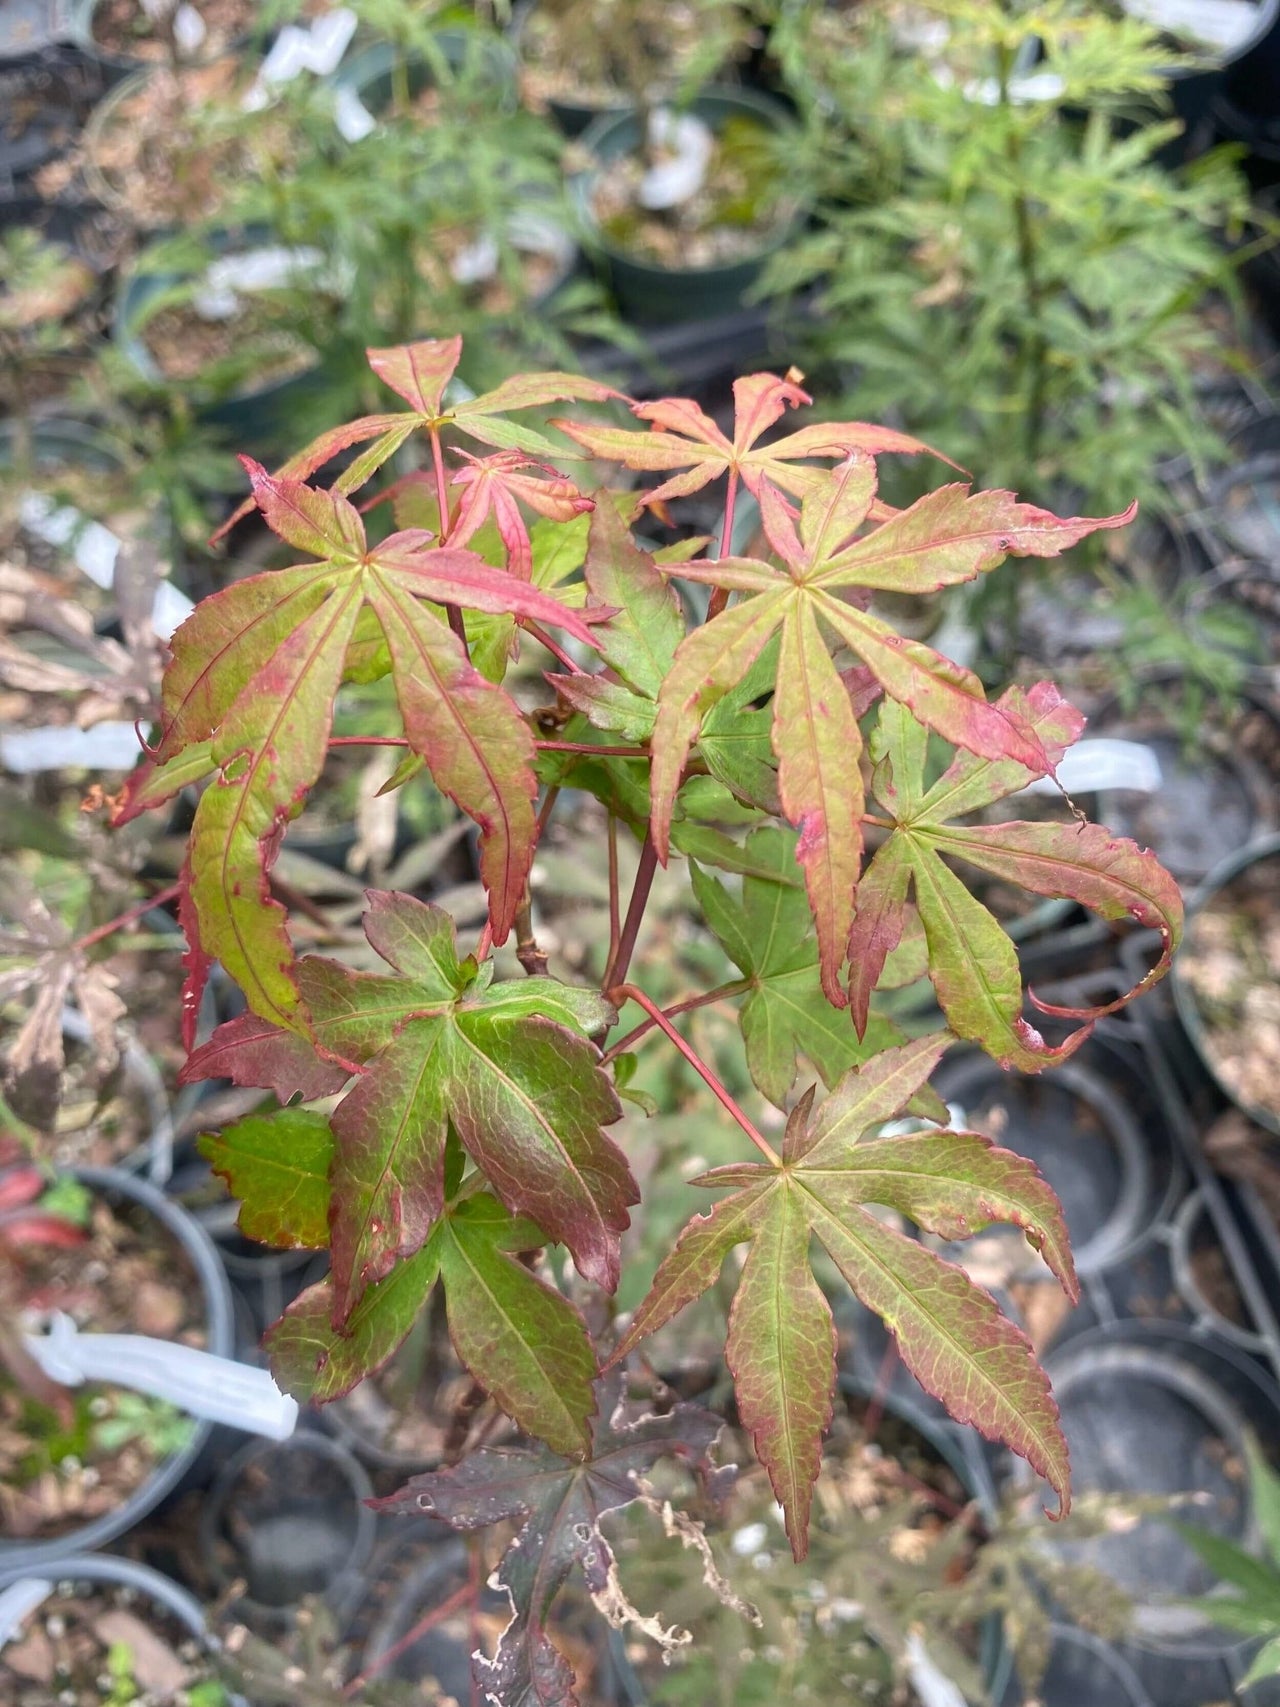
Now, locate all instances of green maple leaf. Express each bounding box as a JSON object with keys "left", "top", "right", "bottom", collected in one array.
[
  {"left": 113, "top": 462, "right": 607, "bottom": 1034},
  {"left": 849, "top": 687, "right": 1184, "bottom": 1069},
  {"left": 186, "top": 890, "right": 635, "bottom": 1325},
  {"left": 265, "top": 1189, "right": 598, "bottom": 1459},
  {"left": 198, "top": 1107, "right": 333, "bottom": 1251},
  {"left": 688, "top": 824, "right": 926, "bottom": 1107},
  {"left": 607, "top": 1035, "right": 1078, "bottom": 1556}
]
